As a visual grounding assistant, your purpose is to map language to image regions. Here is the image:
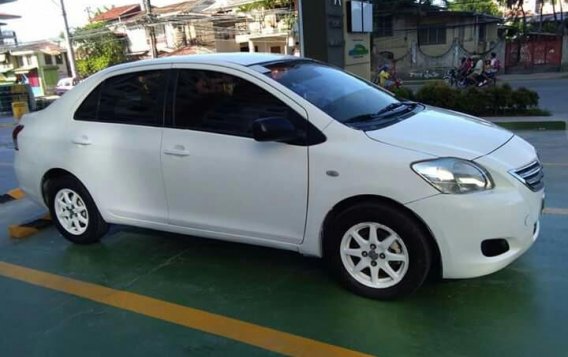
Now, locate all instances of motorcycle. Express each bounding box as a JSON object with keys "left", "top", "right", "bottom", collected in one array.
[{"left": 444, "top": 68, "right": 496, "bottom": 89}]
